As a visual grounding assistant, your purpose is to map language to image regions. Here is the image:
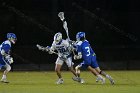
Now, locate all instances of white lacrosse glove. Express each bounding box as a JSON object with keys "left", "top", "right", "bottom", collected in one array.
[
  {"left": 45, "top": 46, "right": 50, "bottom": 52},
  {"left": 48, "top": 49, "right": 54, "bottom": 54},
  {"left": 74, "top": 54, "right": 82, "bottom": 60},
  {"left": 74, "top": 55, "right": 78, "bottom": 60},
  {"left": 67, "top": 45, "right": 75, "bottom": 52},
  {"left": 8, "top": 57, "right": 14, "bottom": 64},
  {"left": 5, "top": 55, "right": 14, "bottom": 64}
]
